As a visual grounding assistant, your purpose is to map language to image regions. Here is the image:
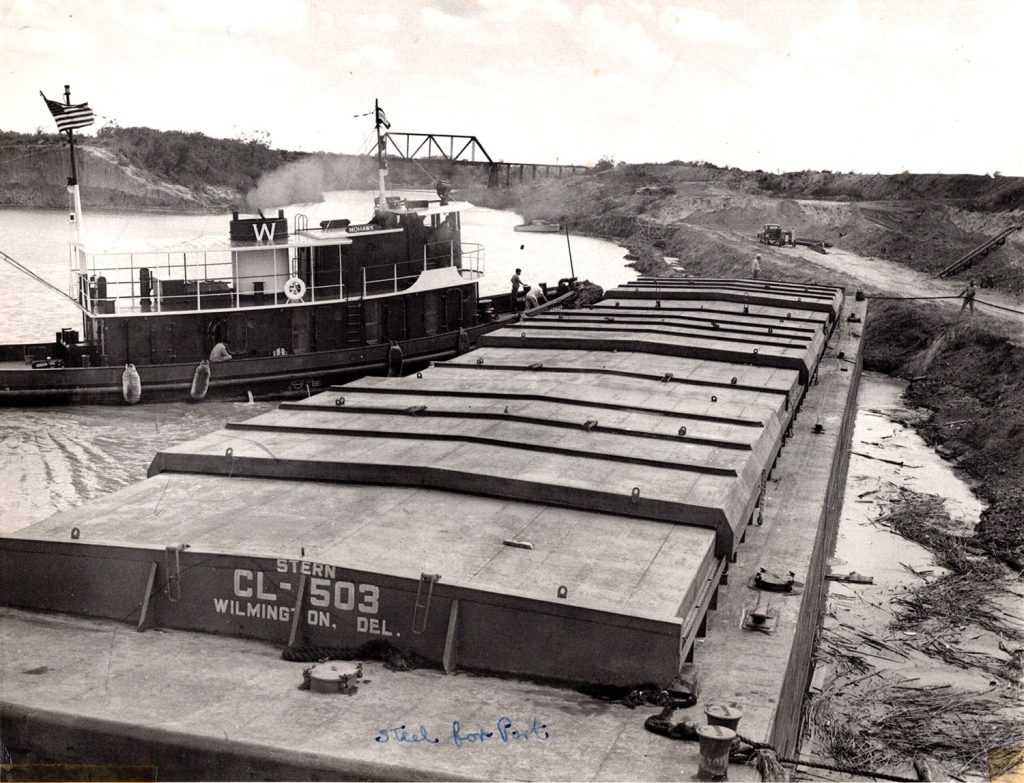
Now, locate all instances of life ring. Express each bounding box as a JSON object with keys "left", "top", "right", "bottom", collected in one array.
[
  {"left": 122, "top": 363, "right": 142, "bottom": 405},
  {"left": 284, "top": 277, "right": 306, "bottom": 302}
]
